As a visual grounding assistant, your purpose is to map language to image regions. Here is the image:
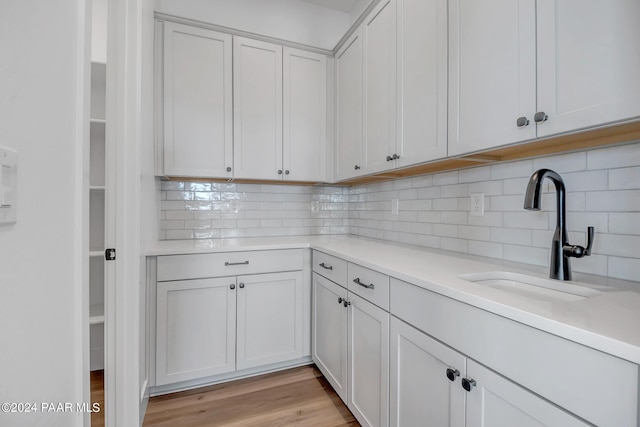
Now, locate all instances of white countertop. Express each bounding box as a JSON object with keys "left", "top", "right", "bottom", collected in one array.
[{"left": 147, "top": 235, "right": 640, "bottom": 365}]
